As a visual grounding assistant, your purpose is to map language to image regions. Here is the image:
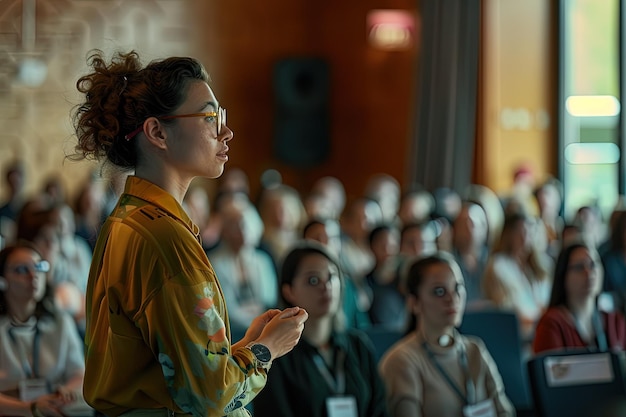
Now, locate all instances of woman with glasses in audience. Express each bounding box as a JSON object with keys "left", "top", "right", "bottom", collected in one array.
[
  {"left": 379, "top": 253, "right": 514, "bottom": 417},
  {"left": 0, "top": 241, "right": 90, "bottom": 417},
  {"left": 254, "top": 241, "right": 388, "bottom": 417},
  {"left": 533, "top": 242, "right": 626, "bottom": 354},
  {"left": 71, "top": 50, "right": 307, "bottom": 417}
]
